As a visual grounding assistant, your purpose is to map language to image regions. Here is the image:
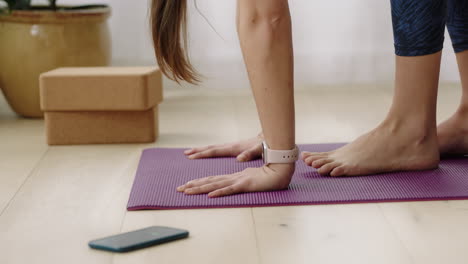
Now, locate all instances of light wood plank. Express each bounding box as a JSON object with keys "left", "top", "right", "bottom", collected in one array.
[
  {"left": 0, "top": 119, "right": 48, "bottom": 213},
  {"left": 296, "top": 87, "right": 393, "bottom": 143},
  {"left": 113, "top": 208, "right": 260, "bottom": 264},
  {"left": 0, "top": 145, "right": 141, "bottom": 264},
  {"left": 252, "top": 205, "right": 413, "bottom": 264},
  {"left": 379, "top": 201, "right": 468, "bottom": 264},
  {"left": 0, "top": 93, "right": 48, "bottom": 213},
  {"left": 157, "top": 88, "right": 241, "bottom": 147}
]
